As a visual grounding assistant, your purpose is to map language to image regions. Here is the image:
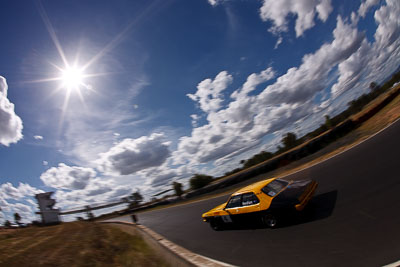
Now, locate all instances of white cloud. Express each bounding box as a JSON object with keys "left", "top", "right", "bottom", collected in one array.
[
  {"left": 187, "top": 71, "right": 233, "bottom": 113},
  {"left": 83, "top": 178, "right": 113, "bottom": 197},
  {"left": 0, "top": 182, "right": 43, "bottom": 200},
  {"left": 151, "top": 171, "right": 177, "bottom": 187},
  {"left": 54, "top": 188, "right": 102, "bottom": 210},
  {"left": 0, "top": 76, "right": 23, "bottom": 146},
  {"left": 274, "top": 36, "right": 283, "bottom": 49},
  {"left": 25, "top": 198, "right": 37, "bottom": 207},
  {"left": 43, "top": 161, "right": 48, "bottom": 166},
  {"left": 53, "top": 178, "right": 133, "bottom": 212},
  {"left": 231, "top": 67, "right": 275, "bottom": 99},
  {"left": 17, "top": 183, "right": 44, "bottom": 197},
  {"left": 259, "top": 0, "right": 333, "bottom": 37},
  {"left": 208, "top": 0, "right": 225, "bottom": 6},
  {"left": 34, "top": 135, "right": 43, "bottom": 140},
  {"left": 172, "top": 16, "right": 367, "bottom": 173},
  {"left": 332, "top": 0, "right": 400, "bottom": 98},
  {"left": 0, "top": 198, "right": 10, "bottom": 209},
  {"left": 0, "top": 183, "right": 22, "bottom": 199},
  {"left": 40, "top": 163, "right": 97, "bottom": 190},
  {"left": 96, "top": 133, "right": 171, "bottom": 175},
  {"left": 13, "top": 202, "right": 32, "bottom": 213},
  {"left": 107, "top": 186, "right": 132, "bottom": 201},
  {"left": 142, "top": 163, "right": 194, "bottom": 191},
  {"left": 358, "top": 0, "right": 380, "bottom": 18},
  {"left": 331, "top": 39, "right": 371, "bottom": 98},
  {"left": 0, "top": 183, "right": 44, "bottom": 223},
  {"left": 259, "top": 16, "right": 364, "bottom": 104},
  {"left": 373, "top": 0, "right": 400, "bottom": 50},
  {"left": 9, "top": 203, "right": 35, "bottom": 223},
  {"left": 190, "top": 114, "right": 200, "bottom": 127},
  {"left": 316, "top": 0, "right": 333, "bottom": 21},
  {"left": 173, "top": 67, "right": 276, "bottom": 166}
]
